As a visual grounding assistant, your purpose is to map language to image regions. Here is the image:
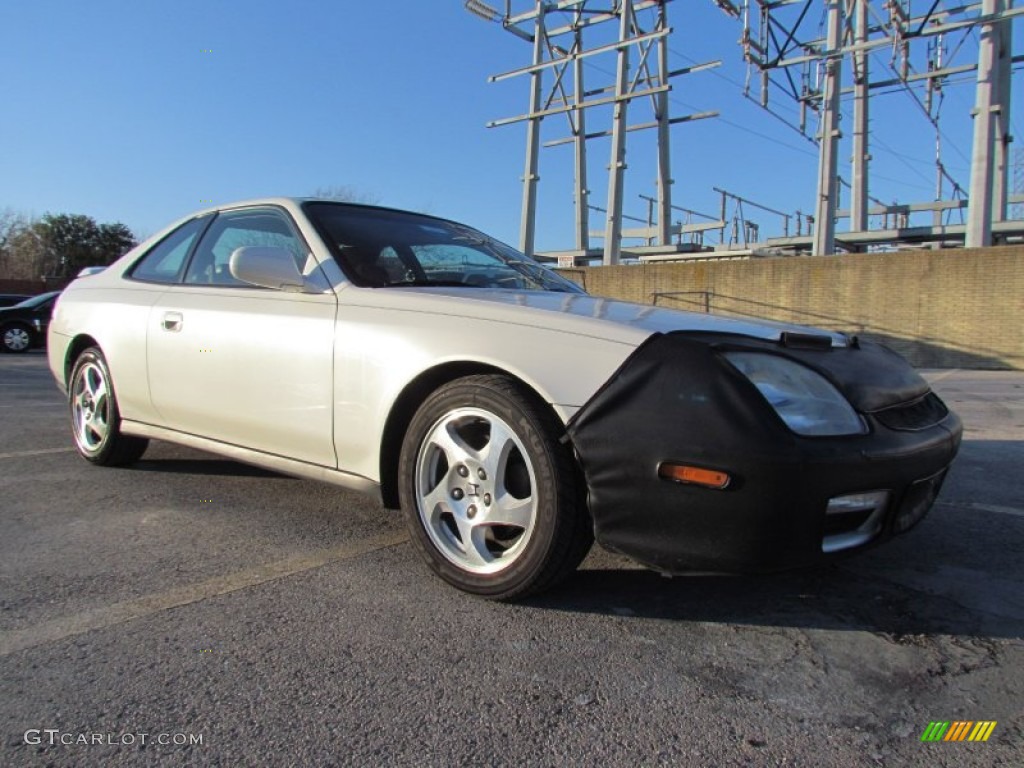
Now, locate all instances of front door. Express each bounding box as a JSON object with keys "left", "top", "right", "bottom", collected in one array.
[{"left": 147, "top": 206, "right": 337, "bottom": 468}]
